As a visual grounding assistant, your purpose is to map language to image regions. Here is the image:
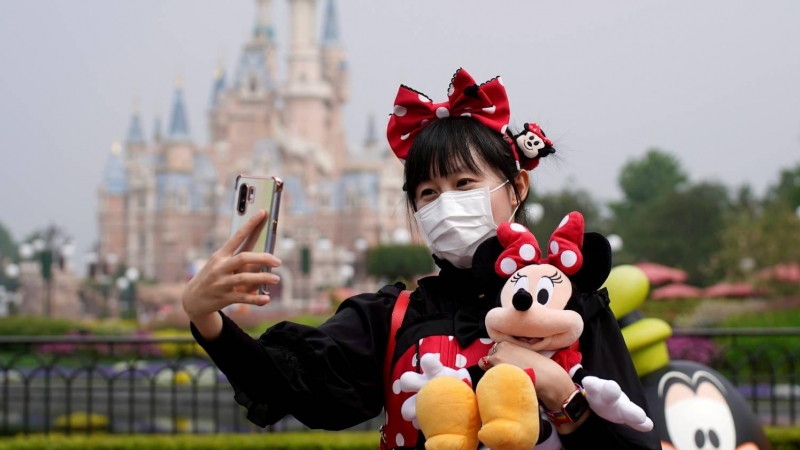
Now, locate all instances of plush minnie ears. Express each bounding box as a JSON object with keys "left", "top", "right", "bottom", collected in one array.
[{"left": 472, "top": 229, "right": 613, "bottom": 295}]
